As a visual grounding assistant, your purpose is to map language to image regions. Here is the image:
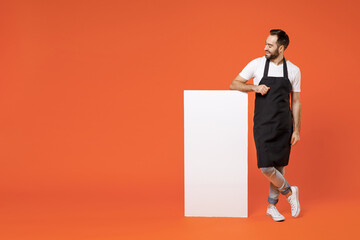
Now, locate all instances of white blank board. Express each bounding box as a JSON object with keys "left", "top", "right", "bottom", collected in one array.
[{"left": 184, "top": 90, "right": 248, "bottom": 217}]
